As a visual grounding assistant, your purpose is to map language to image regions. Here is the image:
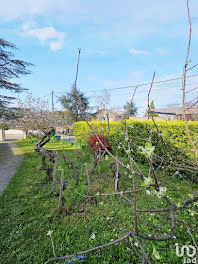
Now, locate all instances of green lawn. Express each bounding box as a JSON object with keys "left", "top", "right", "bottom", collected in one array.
[{"left": 0, "top": 138, "right": 197, "bottom": 264}]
